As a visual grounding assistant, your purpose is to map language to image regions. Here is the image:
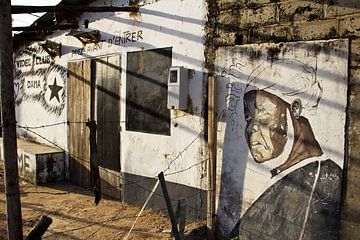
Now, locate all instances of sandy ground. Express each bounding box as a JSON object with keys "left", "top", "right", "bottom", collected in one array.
[{"left": 0, "top": 167, "right": 206, "bottom": 239}]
